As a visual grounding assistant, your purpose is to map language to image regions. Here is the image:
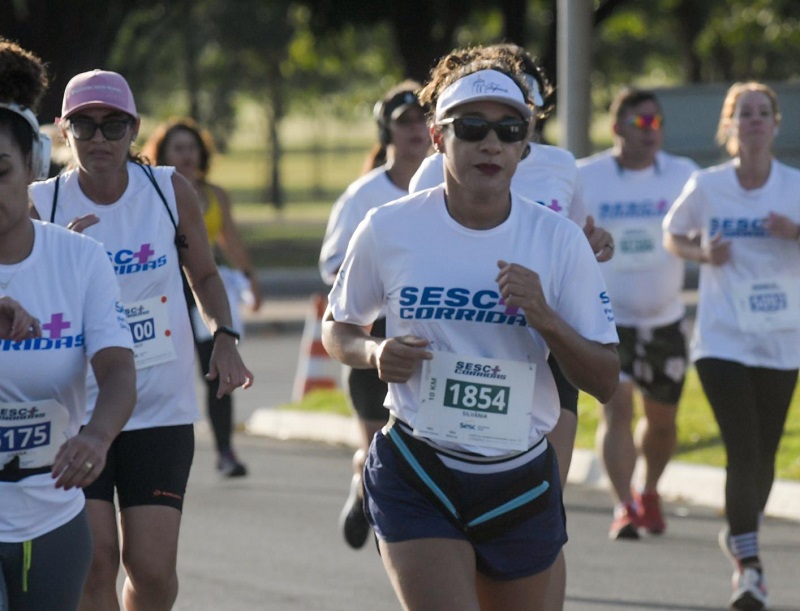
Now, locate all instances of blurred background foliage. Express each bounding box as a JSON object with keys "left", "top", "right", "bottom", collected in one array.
[{"left": 5, "top": 0, "right": 800, "bottom": 210}]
